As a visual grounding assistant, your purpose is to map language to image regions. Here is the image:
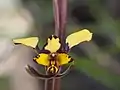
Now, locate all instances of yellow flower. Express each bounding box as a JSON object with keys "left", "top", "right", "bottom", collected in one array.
[{"left": 13, "top": 29, "right": 92, "bottom": 75}]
